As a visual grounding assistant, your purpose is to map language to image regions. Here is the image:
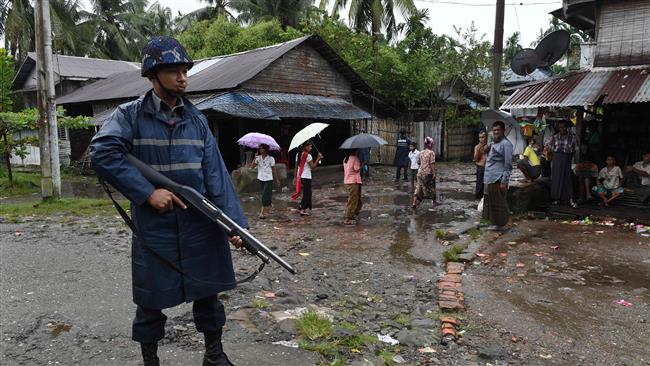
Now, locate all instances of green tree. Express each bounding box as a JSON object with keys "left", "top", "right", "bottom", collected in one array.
[
  {"left": 176, "top": 0, "right": 236, "bottom": 33},
  {"left": 2, "top": 0, "right": 35, "bottom": 60},
  {"left": 321, "top": 0, "right": 417, "bottom": 40},
  {"left": 504, "top": 31, "right": 522, "bottom": 67},
  {"left": 179, "top": 17, "right": 302, "bottom": 59},
  {"left": 78, "top": 0, "right": 153, "bottom": 60},
  {"left": 229, "top": 0, "right": 314, "bottom": 29}
]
